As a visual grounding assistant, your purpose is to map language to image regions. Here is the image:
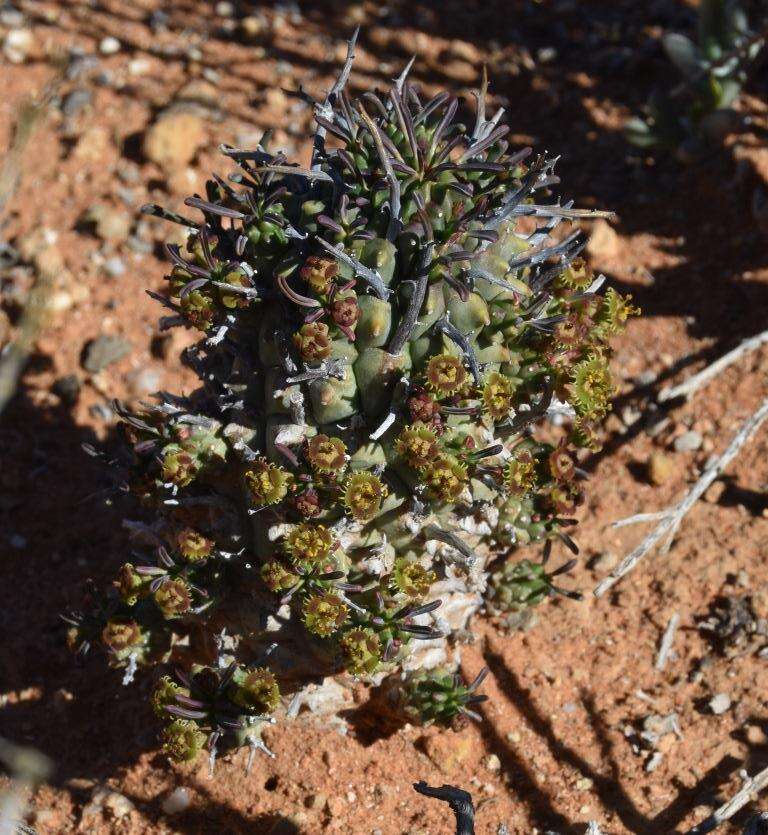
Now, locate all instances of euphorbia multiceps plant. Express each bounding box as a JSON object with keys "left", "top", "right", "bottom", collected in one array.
[{"left": 66, "top": 34, "right": 637, "bottom": 763}]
